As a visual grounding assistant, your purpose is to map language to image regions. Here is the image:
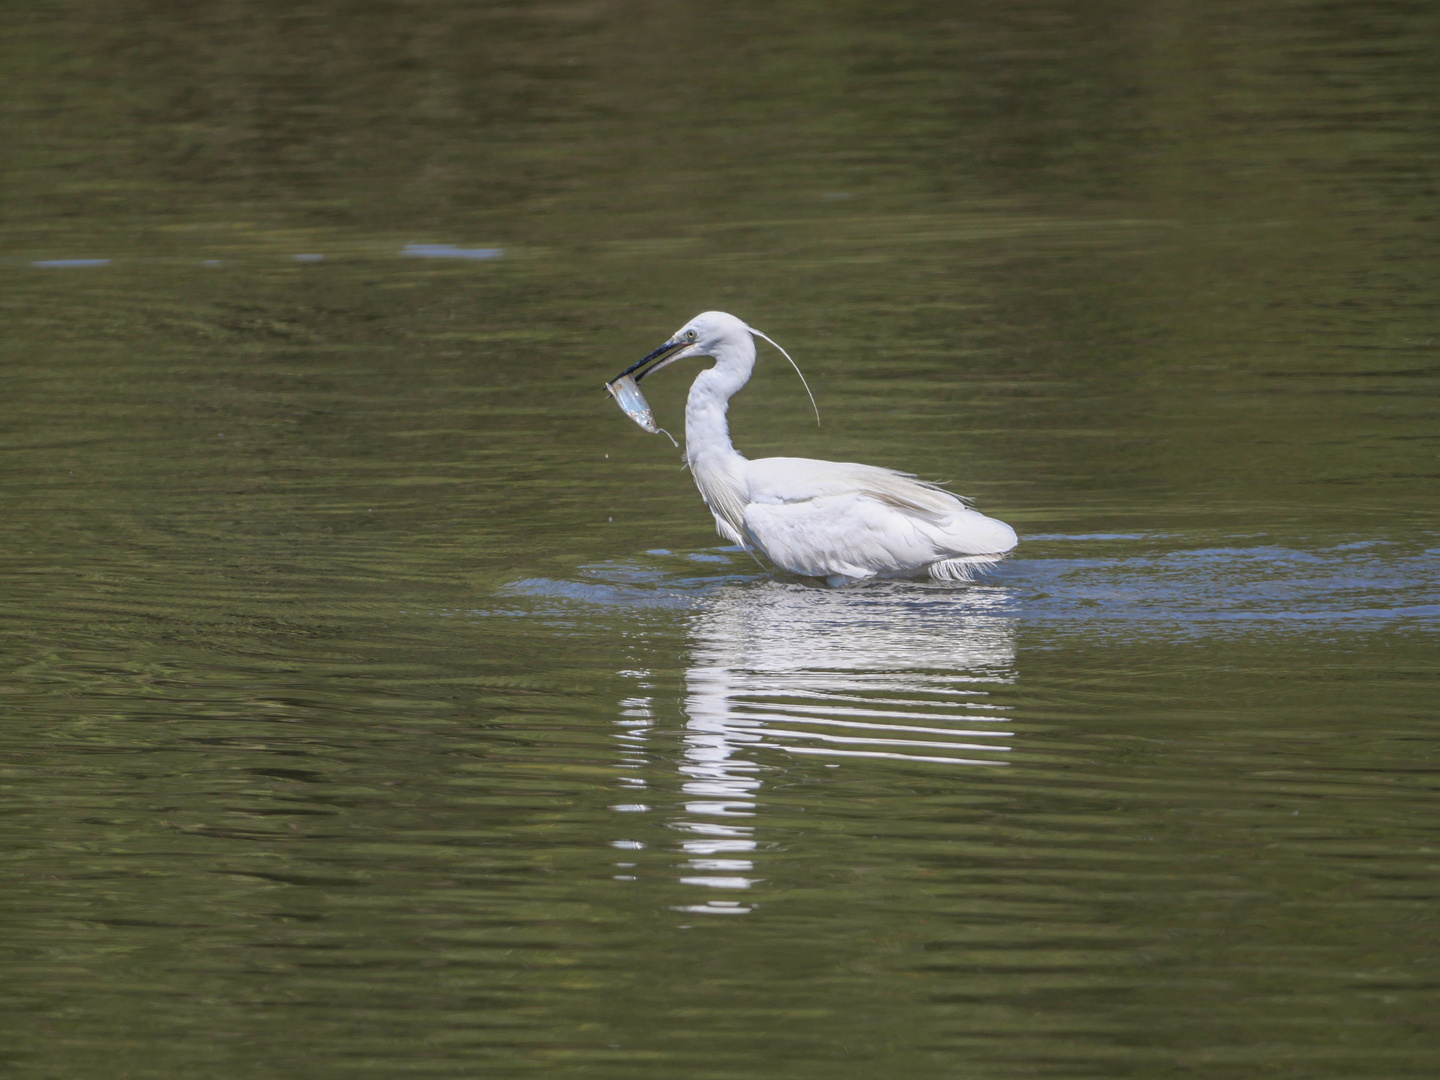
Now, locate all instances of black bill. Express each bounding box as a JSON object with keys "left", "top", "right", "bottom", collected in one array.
[{"left": 608, "top": 339, "right": 684, "bottom": 387}]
